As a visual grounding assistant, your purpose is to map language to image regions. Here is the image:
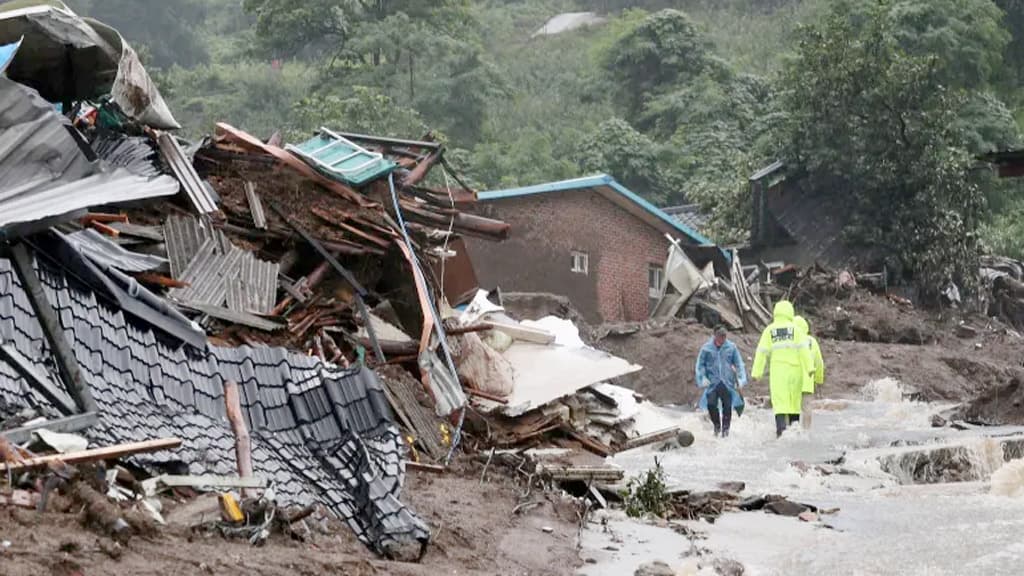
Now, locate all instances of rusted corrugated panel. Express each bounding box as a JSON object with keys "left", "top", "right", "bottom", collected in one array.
[
  {"left": 225, "top": 251, "right": 280, "bottom": 315},
  {"left": 156, "top": 132, "right": 218, "bottom": 214},
  {"left": 168, "top": 239, "right": 244, "bottom": 307}
]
